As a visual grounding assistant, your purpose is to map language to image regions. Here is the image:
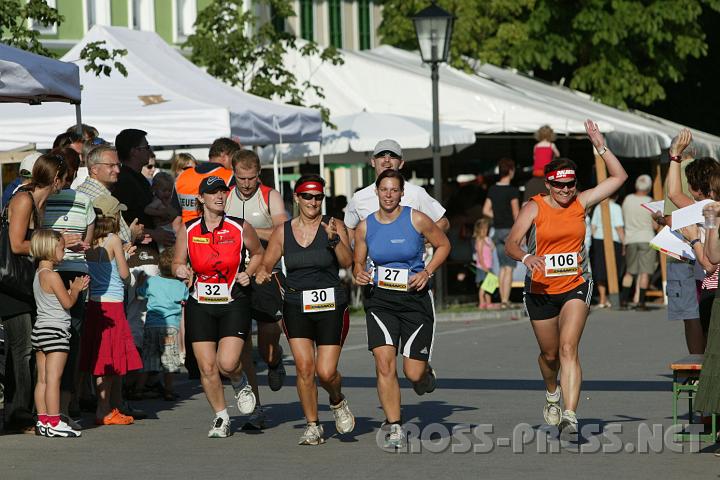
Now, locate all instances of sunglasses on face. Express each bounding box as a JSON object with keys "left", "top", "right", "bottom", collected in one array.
[
  {"left": 373, "top": 151, "right": 401, "bottom": 160},
  {"left": 548, "top": 179, "right": 577, "bottom": 189},
  {"left": 145, "top": 164, "right": 156, "bottom": 170},
  {"left": 298, "top": 193, "right": 325, "bottom": 201}
]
